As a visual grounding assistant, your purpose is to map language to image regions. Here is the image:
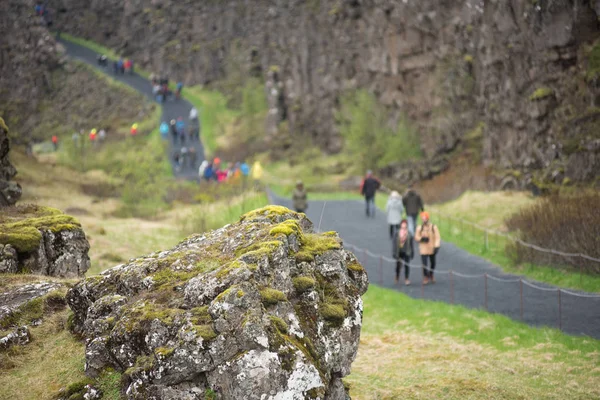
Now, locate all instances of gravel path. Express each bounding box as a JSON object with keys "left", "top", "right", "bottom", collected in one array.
[
  {"left": 59, "top": 38, "right": 204, "bottom": 180},
  {"left": 61, "top": 37, "right": 600, "bottom": 339},
  {"left": 269, "top": 191, "right": 600, "bottom": 339}
]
